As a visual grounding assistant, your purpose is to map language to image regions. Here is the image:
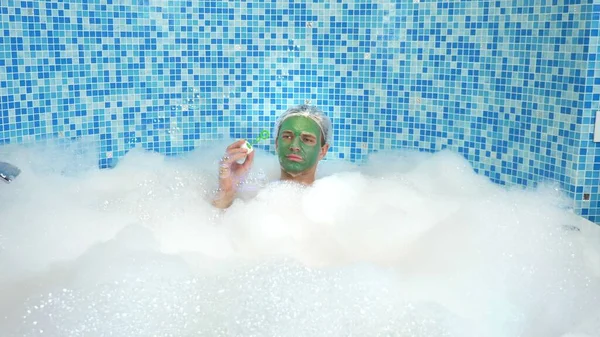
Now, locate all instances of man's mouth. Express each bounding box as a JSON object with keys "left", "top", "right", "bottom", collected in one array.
[{"left": 286, "top": 154, "right": 303, "bottom": 162}]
